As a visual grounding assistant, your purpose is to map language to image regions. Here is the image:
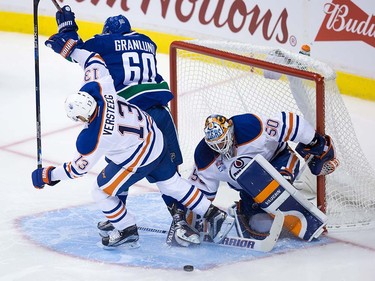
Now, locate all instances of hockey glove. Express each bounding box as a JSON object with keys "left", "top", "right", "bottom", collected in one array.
[
  {"left": 45, "top": 32, "right": 79, "bottom": 59},
  {"left": 32, "top": 166, "right": 60, "bottom": 189},
  {"left": 56, "top": 5, "right": 78, "bottom": 33},
  {"left": 296, "top": 133, "right": 339, "bottom": 176}
]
